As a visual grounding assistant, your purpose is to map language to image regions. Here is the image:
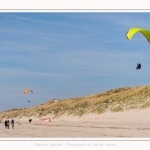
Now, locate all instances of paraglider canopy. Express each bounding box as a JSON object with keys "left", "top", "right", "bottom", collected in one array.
[
  {"left": 126, "top": 27, "right": 150, "bottom": 70},
  {"left": 126, "top": 27, "right": 150, "bottom": 43},
  {"left": 24, "top": 89, "right": 33, "bottom": 94}
]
